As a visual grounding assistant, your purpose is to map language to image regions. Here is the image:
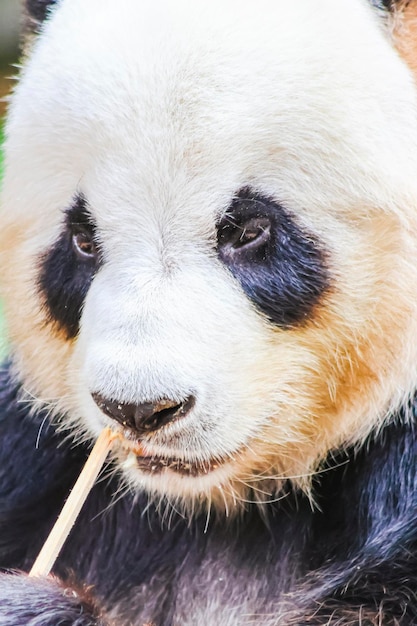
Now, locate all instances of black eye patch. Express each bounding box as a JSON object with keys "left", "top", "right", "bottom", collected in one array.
[
  {"left": 38, "top": 195, "right": 99, "bottom": 339},
  {"left": 217, "top": 190, "right": 330, "bottom": 327}
]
